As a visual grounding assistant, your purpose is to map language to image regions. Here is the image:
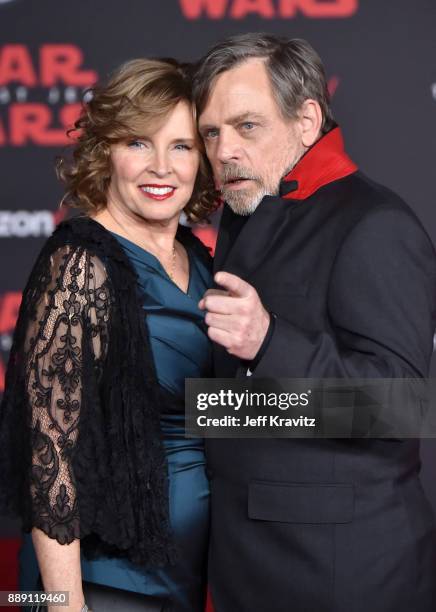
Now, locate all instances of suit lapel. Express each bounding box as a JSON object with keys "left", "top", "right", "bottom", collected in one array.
[
  {"left": 212, "top": 203, "right": 238, "bottom": 274},
  {"left": 214, "top": 195, "right": 292, "bottom": 279}
]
